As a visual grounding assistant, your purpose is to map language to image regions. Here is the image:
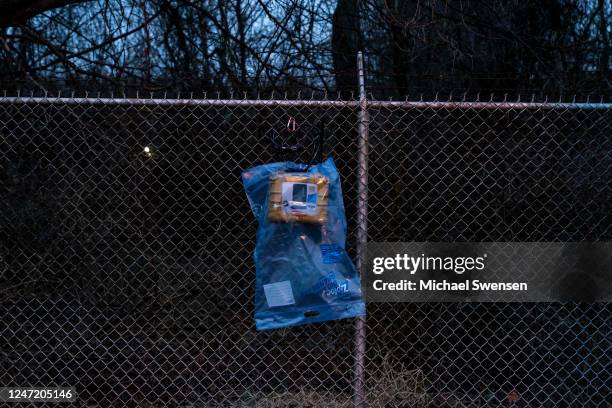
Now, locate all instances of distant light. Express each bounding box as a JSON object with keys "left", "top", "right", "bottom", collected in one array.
[{"left": 143, "top": 144, "right": 159, "bottom": 160}]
